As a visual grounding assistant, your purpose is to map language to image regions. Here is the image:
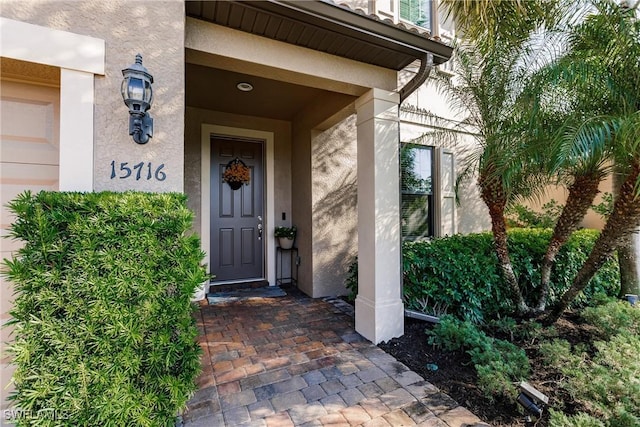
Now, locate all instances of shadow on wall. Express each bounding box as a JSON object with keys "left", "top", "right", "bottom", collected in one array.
[
  {"left": 451, "top": 141, "right": 491, "bottom": 235},
  {"left": 456, "top": 170, "right": 491, "bottom": 234},
  {"left": 311, "top": 115, "right": 359, "bottom": 296}
]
